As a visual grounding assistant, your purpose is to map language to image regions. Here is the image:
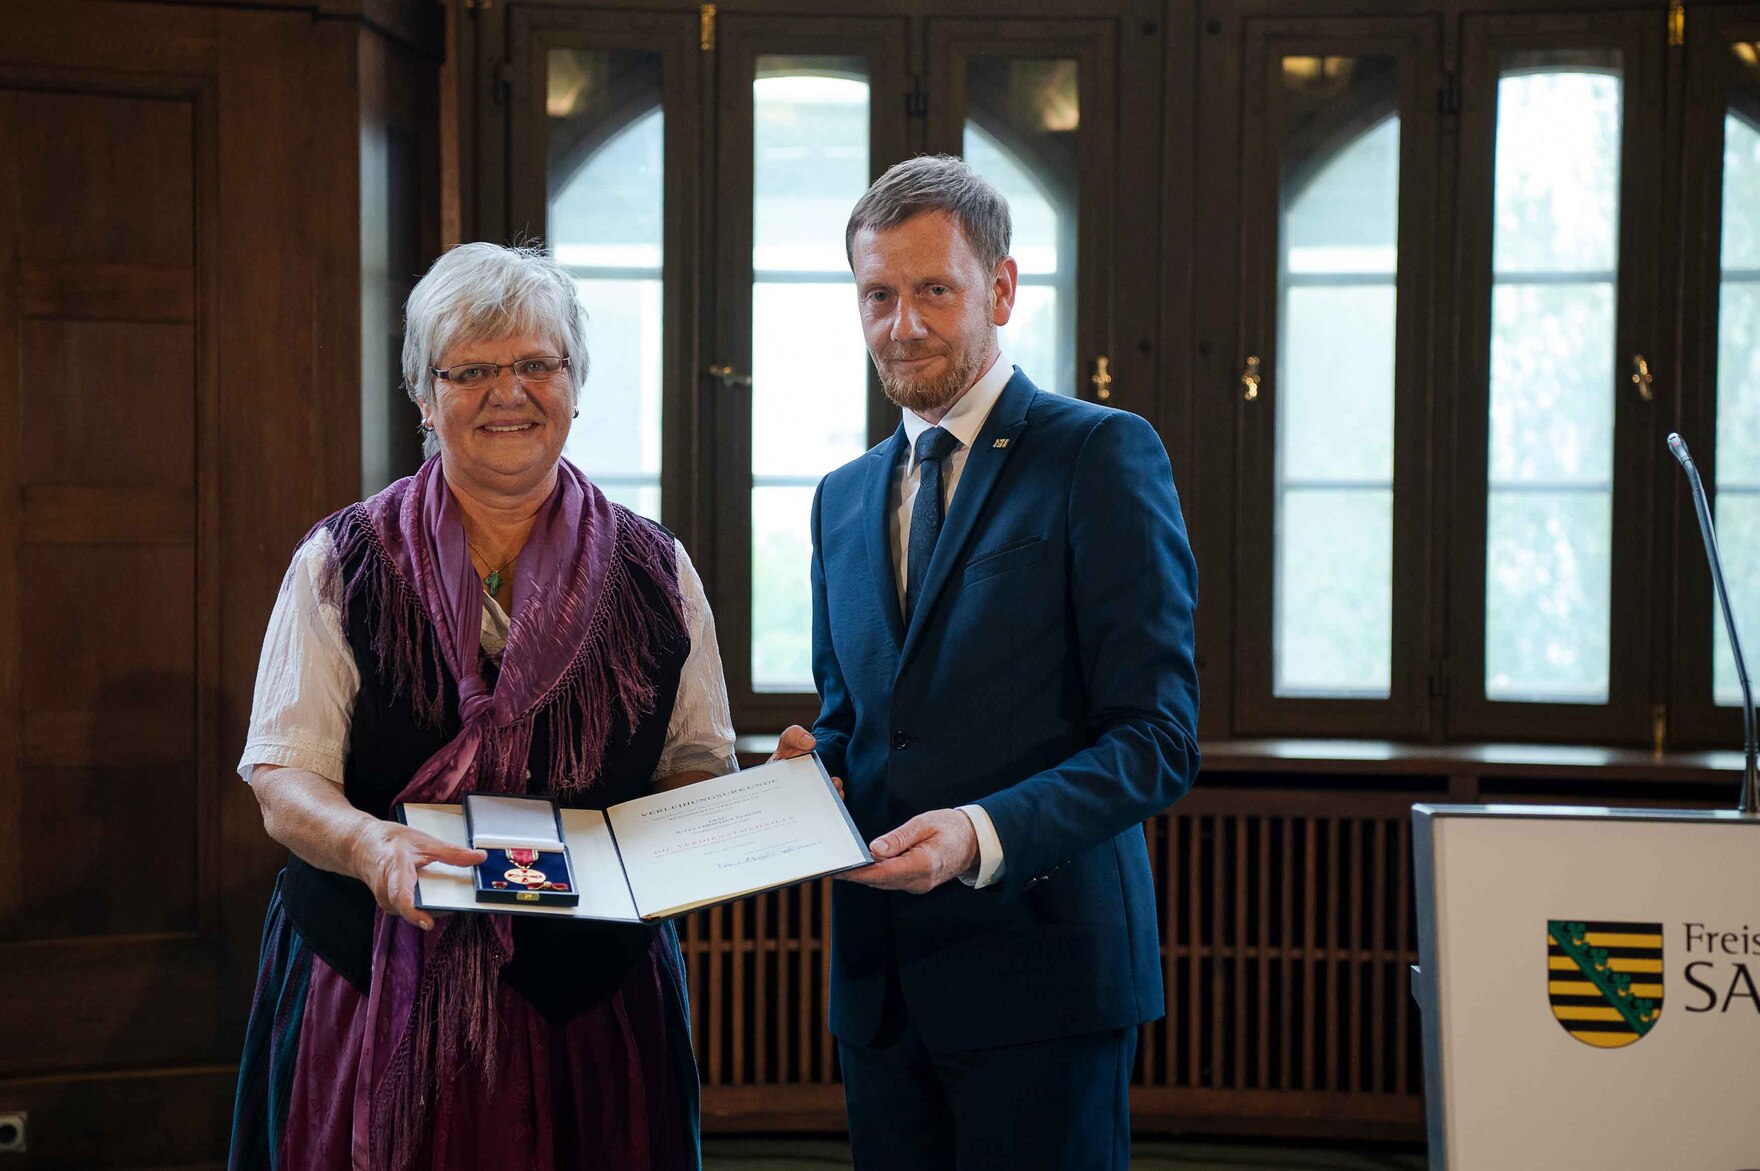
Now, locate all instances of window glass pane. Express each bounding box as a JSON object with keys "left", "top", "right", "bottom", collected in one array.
[
  {"left": 751, "top": 60, "right": 870, "bottom": 692},
  {"left": 963, "top": 58, "right": 1077, "bottom": 395},
  {"left": 1485, "top": 492, "right": 1612, "bottom": 700},
  {"left": 1279, "top": 489, "right": 1393, "bottom": 694},
  {"left": 752, "top": 485, "right": 817, "bottom": 691},
  {"left": 547, "top": 50, "right": 665, "bottom": 520},
  {"left": 1484, "top": 52, "right": 1622, "bottom": 703},
  {"left": 1273, "top": 56, "right": 1399, "bottom": 697},
  {"left": 1715, "top": 74, "right": 1760, "bottom": 703}
]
